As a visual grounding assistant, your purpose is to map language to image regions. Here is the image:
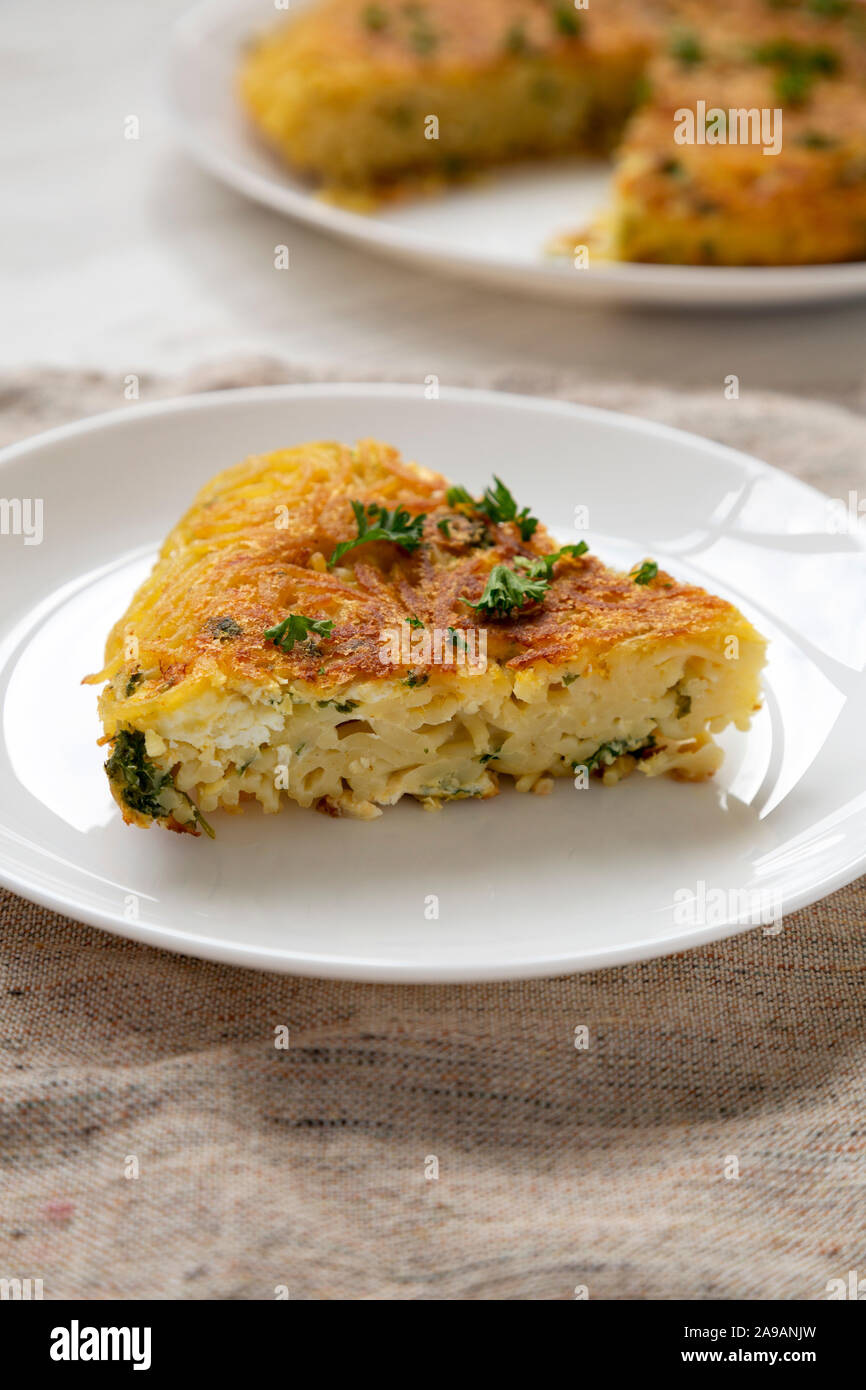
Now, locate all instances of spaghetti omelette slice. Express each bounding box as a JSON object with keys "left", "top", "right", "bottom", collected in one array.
[{"left": 86, "top": 439, "right": 766, "bottom": 835}]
